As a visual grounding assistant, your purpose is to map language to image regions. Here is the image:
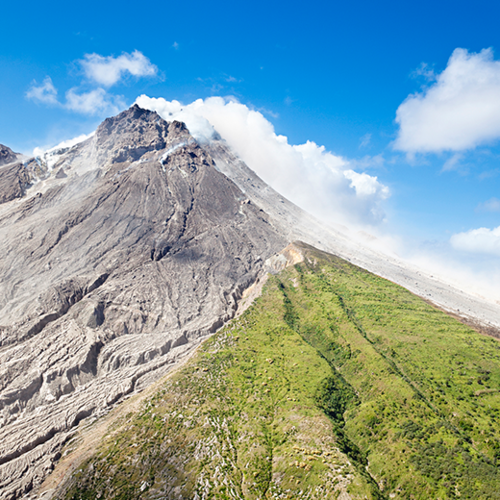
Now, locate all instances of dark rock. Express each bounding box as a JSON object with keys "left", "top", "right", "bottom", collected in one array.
[
  {"left": 54, "top": 168, "right": 67, "bottom": 179},
  {"left": 0, "top": 162, "right": 31, "bottom": 204},
  {"left": 0, "top": 144, "right": 18, "bottom": 166},
  {"left": 86, "top": 303, "right": 105, "bottom": 329}
]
